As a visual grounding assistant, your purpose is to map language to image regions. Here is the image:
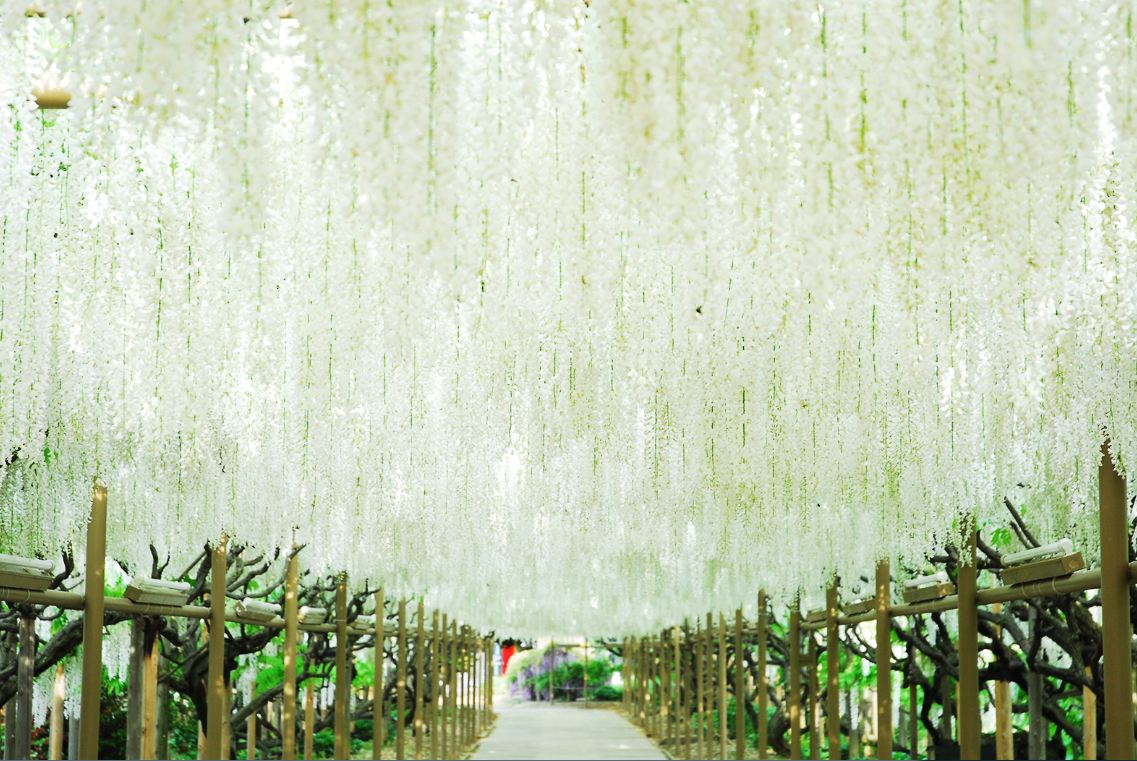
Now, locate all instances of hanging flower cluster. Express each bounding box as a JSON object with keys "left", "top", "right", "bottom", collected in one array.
[{"left": 0, "top": 0, "right": 1134, "bottom": 635}]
